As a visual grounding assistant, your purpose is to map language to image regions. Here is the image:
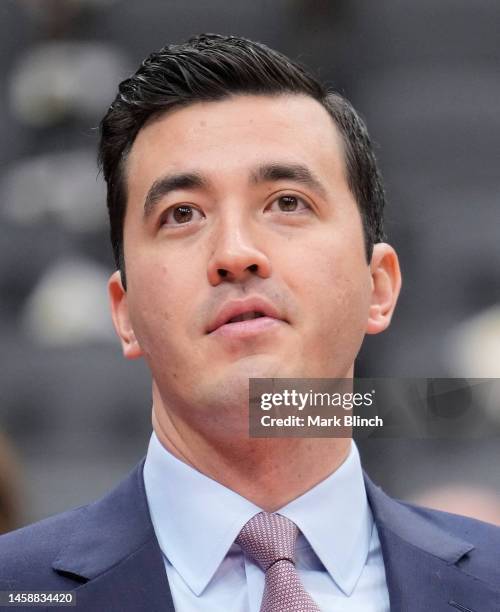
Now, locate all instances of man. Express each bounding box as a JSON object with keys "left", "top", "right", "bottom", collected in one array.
[{"left": 0, "top": 34, "right": 499, "bottom": 611}]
